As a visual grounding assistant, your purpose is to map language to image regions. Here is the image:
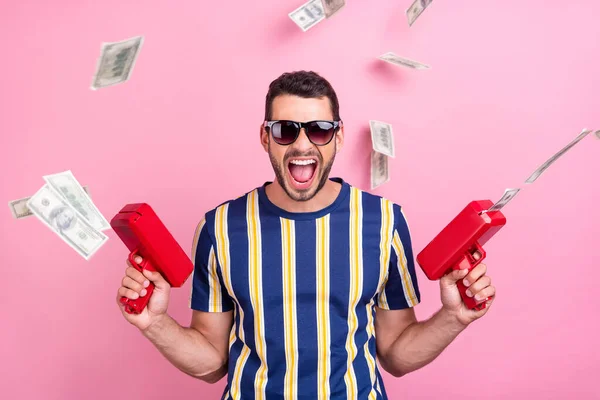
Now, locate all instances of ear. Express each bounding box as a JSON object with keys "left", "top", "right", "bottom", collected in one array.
[
  {"left": 335, "top": 123, "right": 344, "bottom": 153},
  {"left": 260, "top": 122, "right": 269, "bottom": 152}
]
